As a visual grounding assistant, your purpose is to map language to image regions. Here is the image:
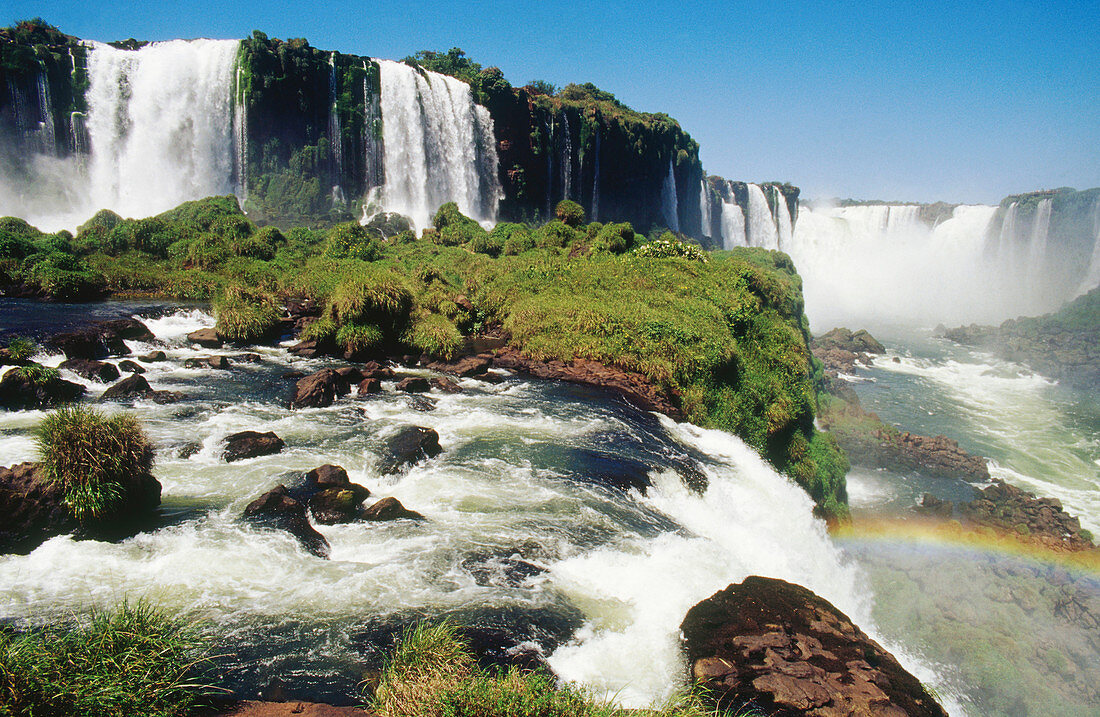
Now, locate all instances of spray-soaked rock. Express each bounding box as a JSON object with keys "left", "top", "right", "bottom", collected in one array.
[
  {"left": 224, "top": 431, "right": 285, "bottom": 462},
  {"left": 0, "top": 366, "right": 85, "bottom": 410},
  {"left": 681, "top": 576, "right": 947, "bottom": 717},
  {"left": 377, "top": 426, "right": 442, "bottom": 474},
  {"left": 242, "top": 485, "right": 329, "bottom": 558},
  {"left": 290, "top": 368, "right": 351, "bottom": 408}
]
